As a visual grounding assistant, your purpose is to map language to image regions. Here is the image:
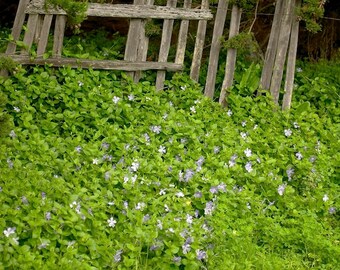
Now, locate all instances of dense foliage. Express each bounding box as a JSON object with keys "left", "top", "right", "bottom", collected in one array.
[{"left": 0, "top": 56, "right": 339, "bottom": 269}]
